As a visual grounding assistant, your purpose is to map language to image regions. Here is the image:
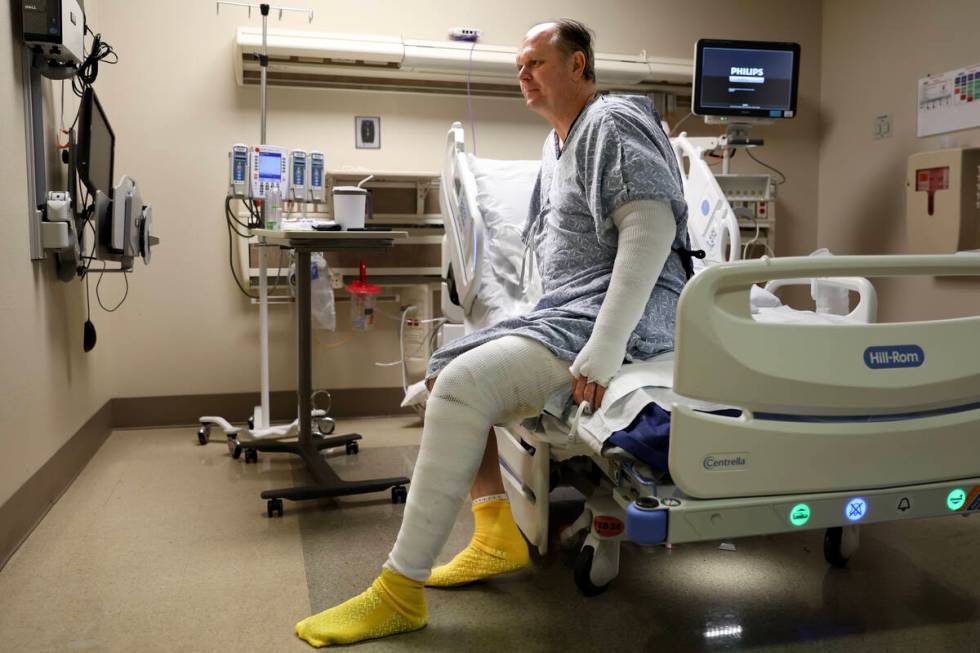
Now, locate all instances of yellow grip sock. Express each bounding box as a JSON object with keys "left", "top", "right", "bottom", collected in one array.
[
  {"left": 295, "top": 568, "right": 427, "bottom": 647},
  {"left": 426, "top": 497, "right": 529, "bottom": 587}
]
